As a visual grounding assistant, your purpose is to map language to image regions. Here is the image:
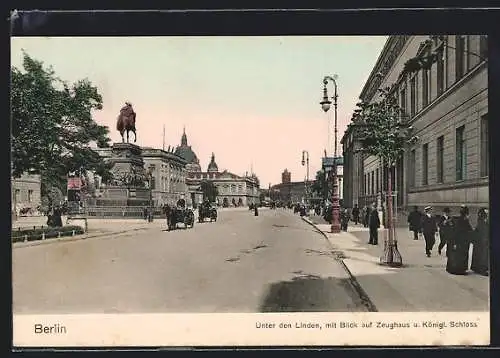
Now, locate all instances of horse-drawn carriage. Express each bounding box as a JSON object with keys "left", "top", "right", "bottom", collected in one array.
[
  {"left": 198, "top": 201, "right": 217, "bottom": 223},
  {"left": 163, "top": 200, "right": 195, "bottom": 231}
]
